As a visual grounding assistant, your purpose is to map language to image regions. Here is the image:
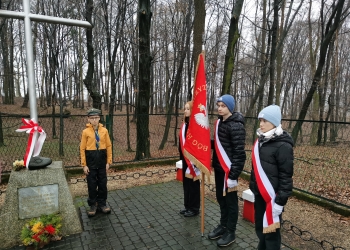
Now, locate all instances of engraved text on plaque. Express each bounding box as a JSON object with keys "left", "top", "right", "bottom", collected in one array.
[{"left": 18, "top": 184, "right": 59, "bottom": 219}]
